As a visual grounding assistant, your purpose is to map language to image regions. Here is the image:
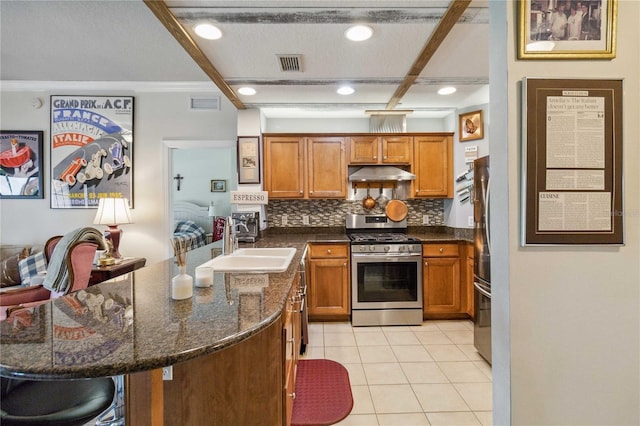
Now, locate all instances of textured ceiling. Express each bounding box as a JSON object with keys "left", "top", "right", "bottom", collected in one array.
[{"left": 1, "top": 0, "right": 490, "bottom": 118}]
